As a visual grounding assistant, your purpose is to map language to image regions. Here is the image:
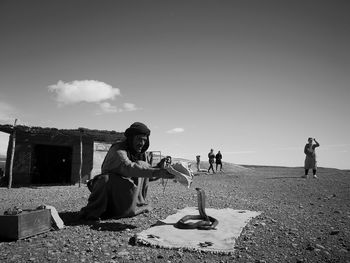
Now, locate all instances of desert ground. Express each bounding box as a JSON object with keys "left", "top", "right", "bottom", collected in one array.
[{"left": 0, "top": 163, "right": 349, "bottom": 263}]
